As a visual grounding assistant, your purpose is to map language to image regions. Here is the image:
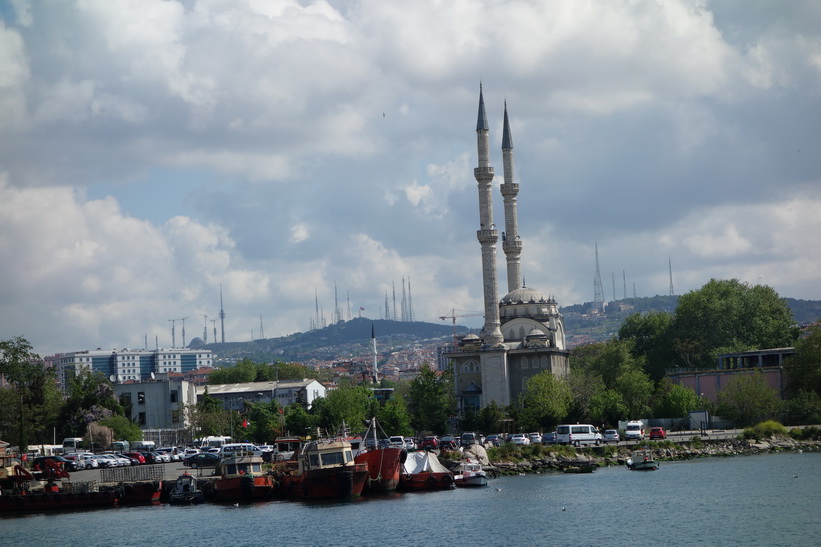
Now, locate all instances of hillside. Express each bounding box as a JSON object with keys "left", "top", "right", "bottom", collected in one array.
[{"left": 201, "top": 296, "right": 821, "bottom": 363}]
